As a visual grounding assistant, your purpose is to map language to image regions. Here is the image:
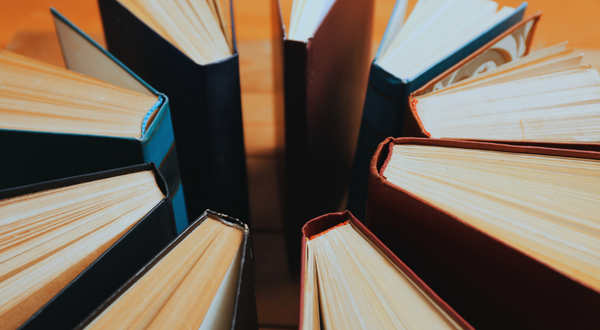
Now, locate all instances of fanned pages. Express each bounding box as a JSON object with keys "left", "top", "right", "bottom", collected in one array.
[
  {"left": 384, "top": 144, "right": 600, "bottom": 292},
  {"left": 412, "top": 43, "right": 600, "bottom": 143},
  {"left": 117, "top": 0, "right": 233, "bottom": 64},
  {"left": 377, "top": 0, "right": 516, "bottom": 80},
  {"left": 0, "top": 50, "right": 159, "bottom": 138},
  {"left": 0, "top": 170, "right": 165, "bottom": 330},
  {"left": 83, "top": 215, "right": 245, "bottom": 330},
  {"left": 288, "top": 0, "right": 337, "bottom": 41},
  {"left": 305, "top": 221, "right": 464, "bottom": 330}
]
